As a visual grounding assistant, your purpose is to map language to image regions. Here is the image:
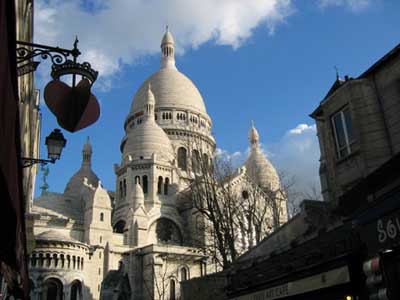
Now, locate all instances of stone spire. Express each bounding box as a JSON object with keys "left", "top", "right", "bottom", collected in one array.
[
  {"left": 132, "top": 181, "right": 144, "bottom": 208},
  {"left": 160, "top": 26, "right": 176, "bottom": 70},
  {"left": 144, "top": 83, "right": 155, "bottom": 119},
  {"left": 249, "top": 121, "right": 260, "bottom": 147},
  {"left": 82, "top": 136, "right": 92, "bottom": 166}
]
